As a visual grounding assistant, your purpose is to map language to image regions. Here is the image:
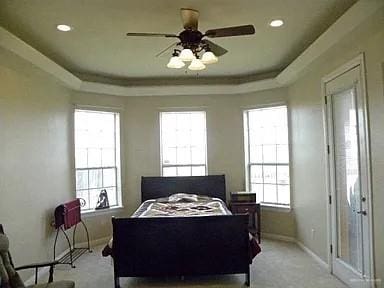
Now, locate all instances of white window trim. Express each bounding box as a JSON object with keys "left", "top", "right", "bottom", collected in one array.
[
  {"left": 159, "top": 110, "right": 208, "bottom": 177},
  {"left": 81, "top": 205, "right": 124, "bottom": 218},
  {"left": 243, "top": 104, "right": 292, "bottom": 208},
  {"left": 73, "top": 105, "right": 124, "bottom": 215},
  {"left": 261, "top": 203, "right": 292, "bottom": 212}
]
